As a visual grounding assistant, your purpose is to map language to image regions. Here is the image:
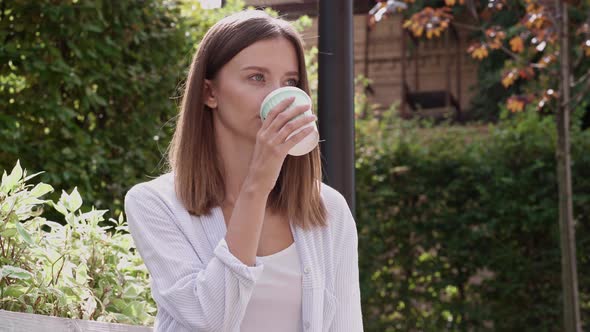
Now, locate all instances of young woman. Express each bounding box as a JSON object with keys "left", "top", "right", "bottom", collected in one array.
[{"left": 124, "top": 10, "right": 363, "bottom": 332}]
